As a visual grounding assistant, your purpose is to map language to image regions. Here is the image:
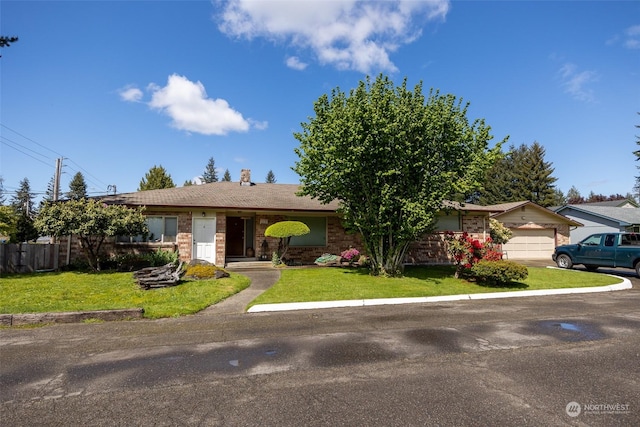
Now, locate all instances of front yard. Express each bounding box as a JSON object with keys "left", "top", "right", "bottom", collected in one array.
[
  {"left": 0, "top": 271, "right": 250, "bottom": 319},
  {"left": 0, "top": 265, "right": 623, "bottom": 321}
]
